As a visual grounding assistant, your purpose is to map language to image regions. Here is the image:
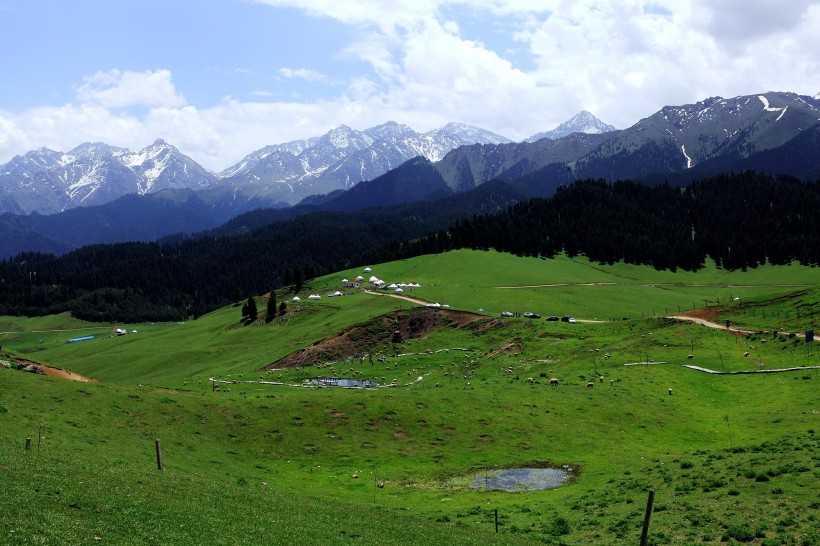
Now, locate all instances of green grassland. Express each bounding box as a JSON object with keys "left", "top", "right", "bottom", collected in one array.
[{"left": 2, "top": 250, "right": 819, "bottom": 545}]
